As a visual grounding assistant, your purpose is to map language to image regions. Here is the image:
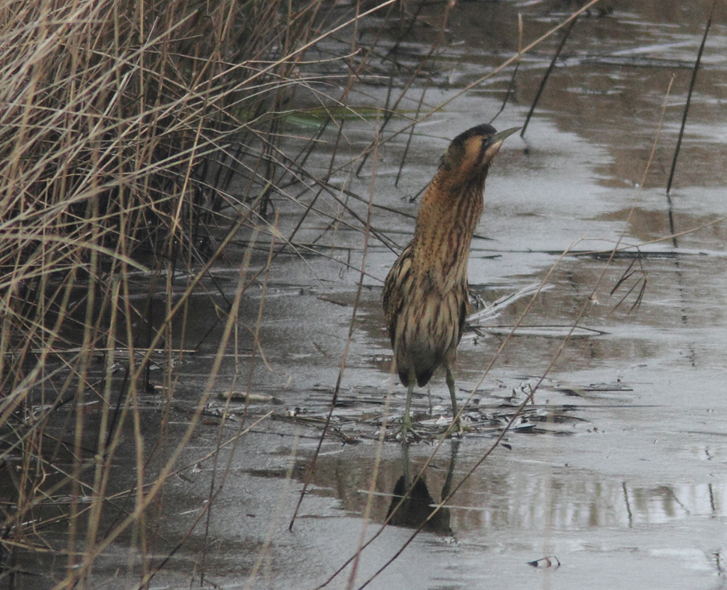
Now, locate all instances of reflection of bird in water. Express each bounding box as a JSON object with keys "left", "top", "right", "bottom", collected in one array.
[
  {"left": 386, "top": 440, "right": 459, "bottom": 535},
  {"left": 383, "top": 125, "right": 519, "bottom": 436}
]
